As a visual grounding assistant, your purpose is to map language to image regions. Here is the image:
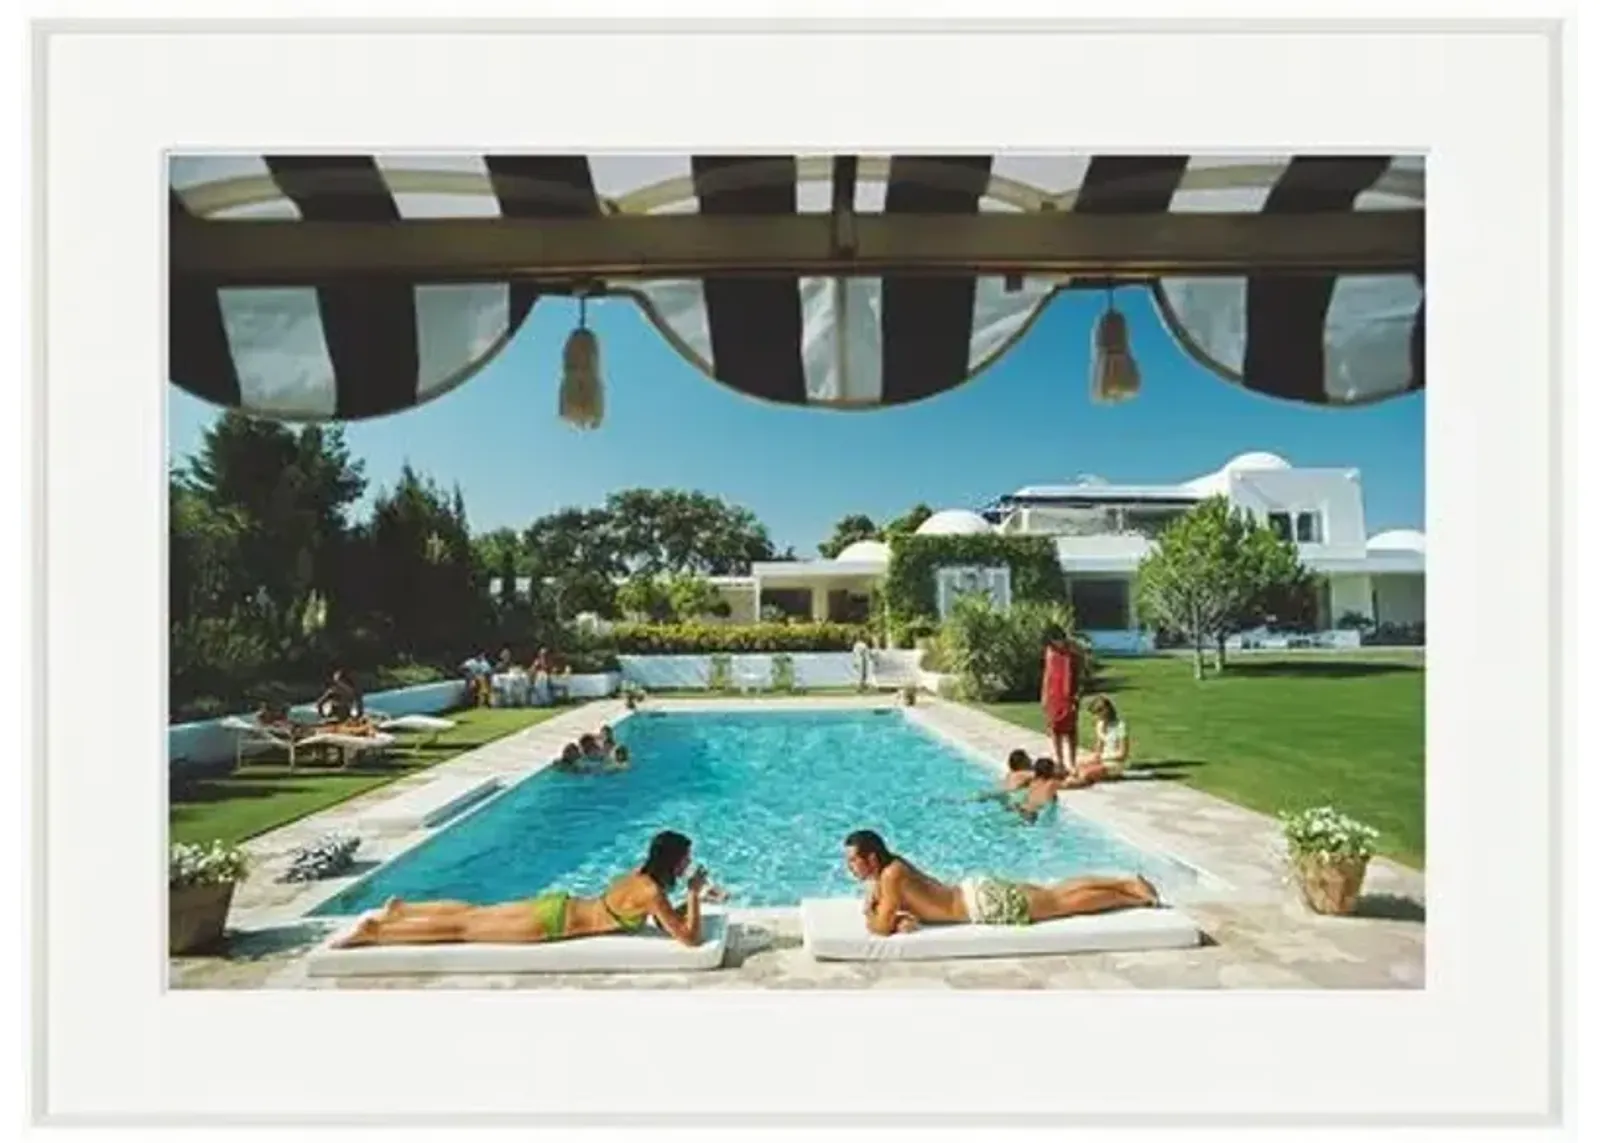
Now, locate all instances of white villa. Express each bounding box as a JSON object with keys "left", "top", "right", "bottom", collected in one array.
[{"left": 708, "top": 452, "right": 1425, "bottom": 650}]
